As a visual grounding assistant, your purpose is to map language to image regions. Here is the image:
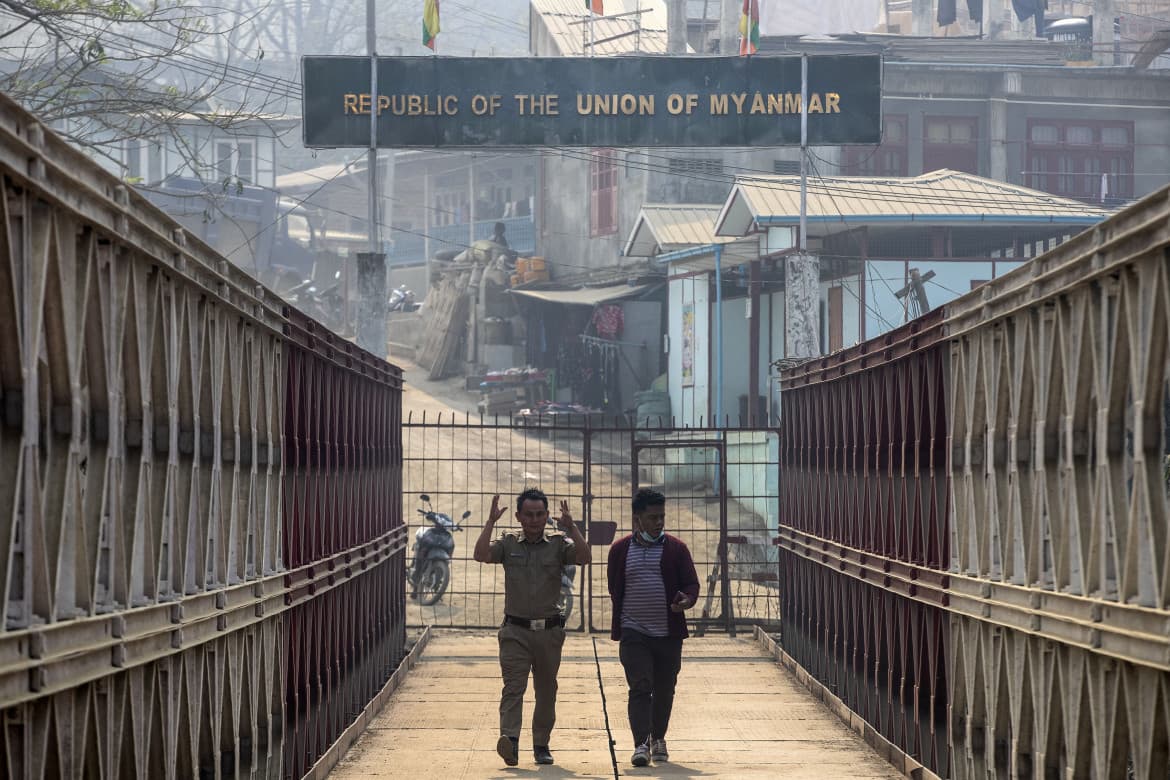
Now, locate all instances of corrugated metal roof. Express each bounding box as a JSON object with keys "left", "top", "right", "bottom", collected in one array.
[
  {"left": 716, "top": 169, "right": 1112, "bottom": 235},
  {"left": 530, "top": 0, "right": 673, "bottom": 55},
  {"left": 509, "top": 281, "right": 657, "bottom": 305},
  {"left": 625, "top": 204, "right": 737, "bottom": 256},
  {"left": 758, "top": 34, "right": 1072, "bottom": 67},
  {"left": 640, "top": 204, "right": 733, "bottom": 246},
  {"left": 277, "top": 161, "right": 363, "bottom": 192}
]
